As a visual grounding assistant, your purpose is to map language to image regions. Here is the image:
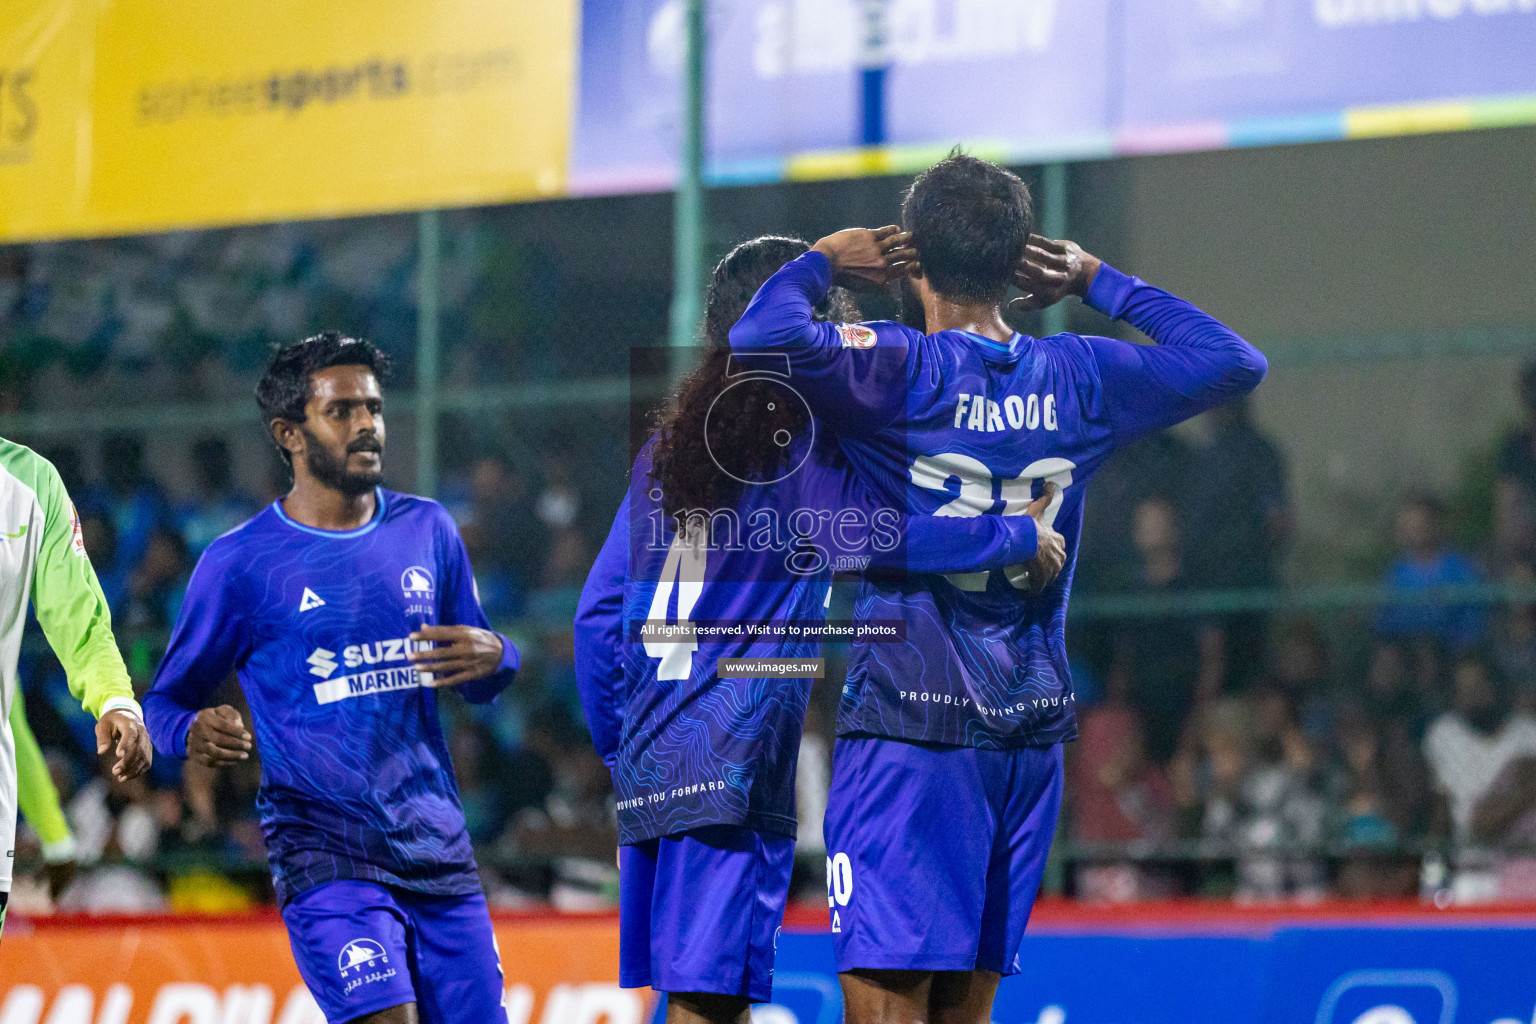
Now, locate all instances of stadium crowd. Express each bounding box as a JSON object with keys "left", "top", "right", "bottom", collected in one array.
[{"left": 6, "top": 223, "right": 1536, "bottom": 910}]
